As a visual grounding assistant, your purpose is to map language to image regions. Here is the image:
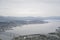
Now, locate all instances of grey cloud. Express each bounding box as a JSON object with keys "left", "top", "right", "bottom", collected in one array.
[{"left": 0, "top": 0, "right": 60, "bottom": 17}]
